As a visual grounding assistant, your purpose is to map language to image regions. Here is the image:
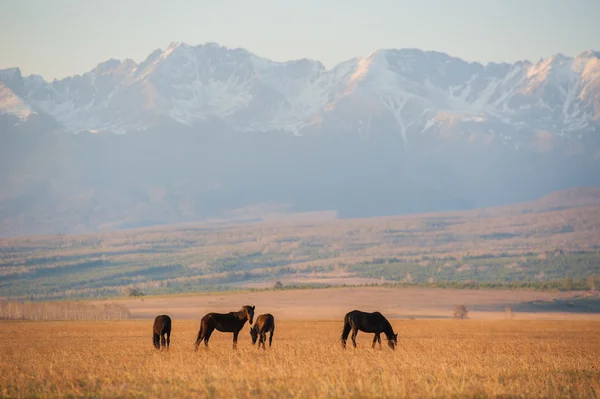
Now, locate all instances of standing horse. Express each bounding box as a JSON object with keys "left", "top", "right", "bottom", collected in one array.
[
  {"left": 250, "top": 313, "right": 275, "bottom": 349},
  {"left": 340, "top": 310, "right": 398, "bottom": 350},
  {"left": 153, "top": 314, "right": 172, "bottom": 350},
  {"left": 194, "top": 305, "right": 255, "bottom": 350}
]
